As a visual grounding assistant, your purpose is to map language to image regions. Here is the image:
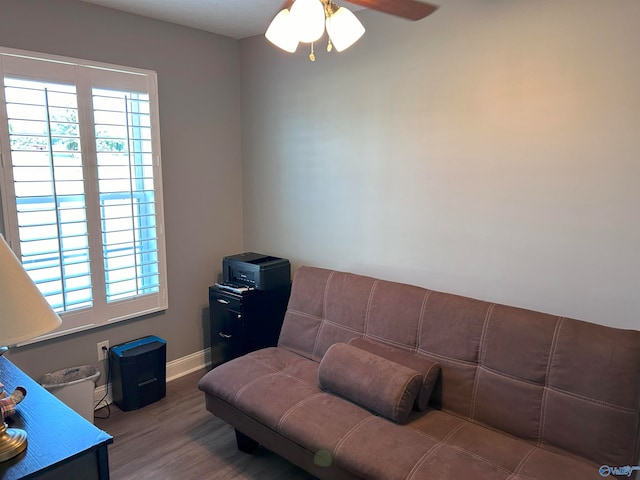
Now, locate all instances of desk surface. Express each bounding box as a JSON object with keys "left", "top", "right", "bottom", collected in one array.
[{"left": 0, "top": 355, "right": 113, "bottom": 479}]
